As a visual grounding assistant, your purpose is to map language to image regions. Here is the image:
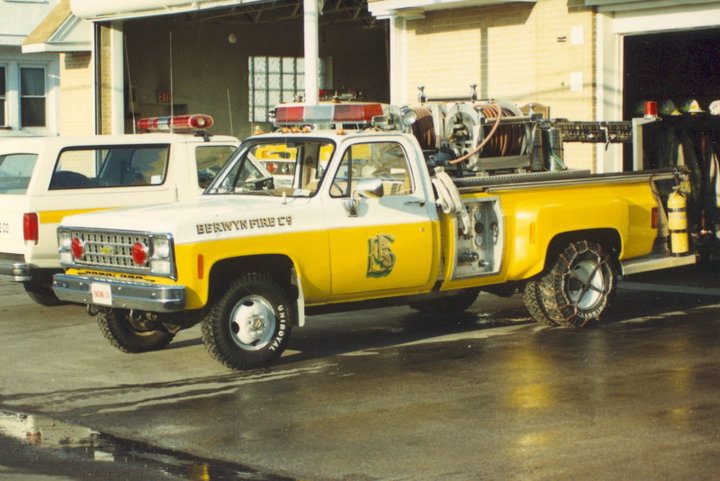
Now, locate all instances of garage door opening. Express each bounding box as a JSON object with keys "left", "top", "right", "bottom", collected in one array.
[{"left": 623, "top": 28, "right": 720, "bottom": 120}]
